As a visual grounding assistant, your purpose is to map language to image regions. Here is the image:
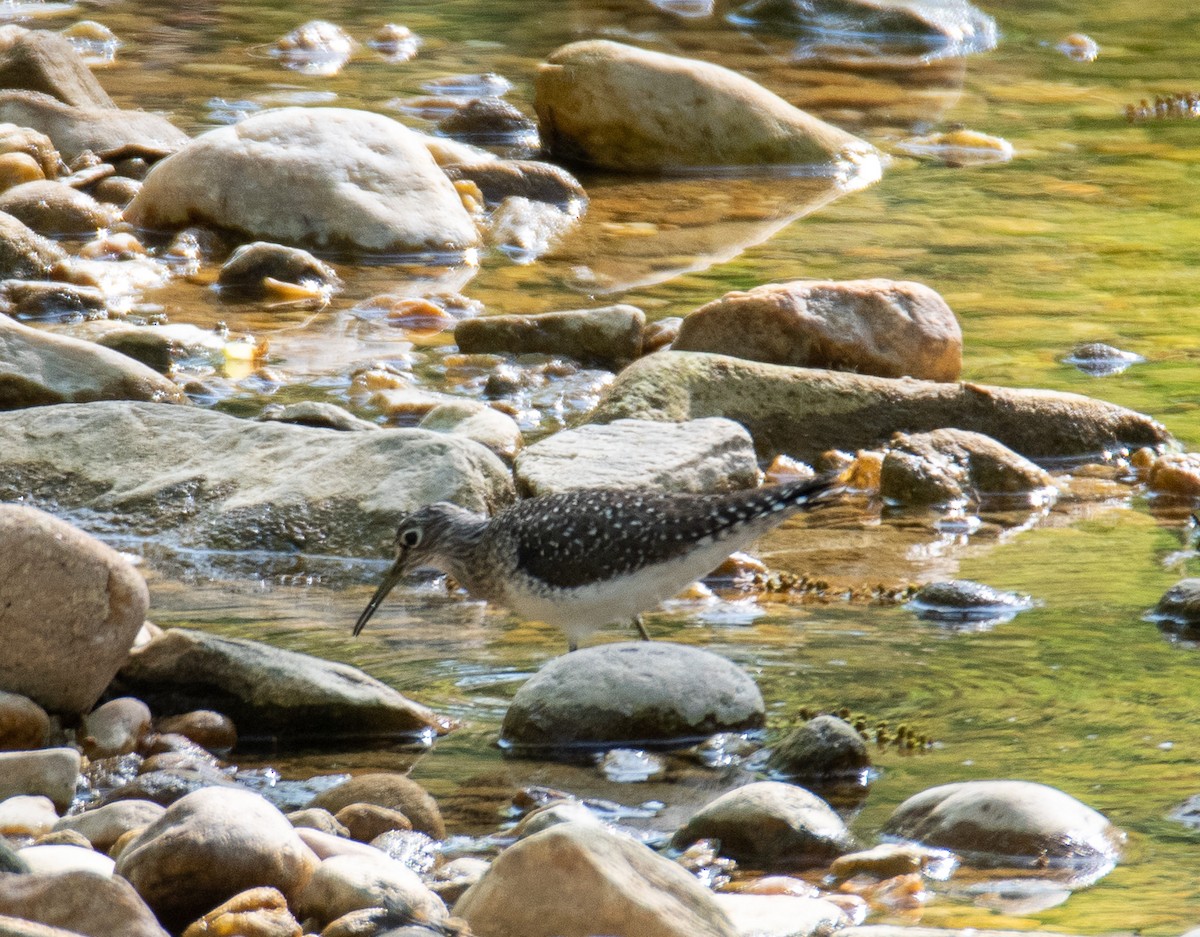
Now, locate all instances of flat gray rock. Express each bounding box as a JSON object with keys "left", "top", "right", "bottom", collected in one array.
[
  {"left": 116, "top": 628, "right": 452, "bottom": 745},
  {"left": 0, "top": 401, "right": 513, "bottom": 560},
  {"left": 513, "top": 417, "right": 758, "bottom": 497},
  {"left": 499, "top": 642, "right": 764, "bottom": 753}
]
